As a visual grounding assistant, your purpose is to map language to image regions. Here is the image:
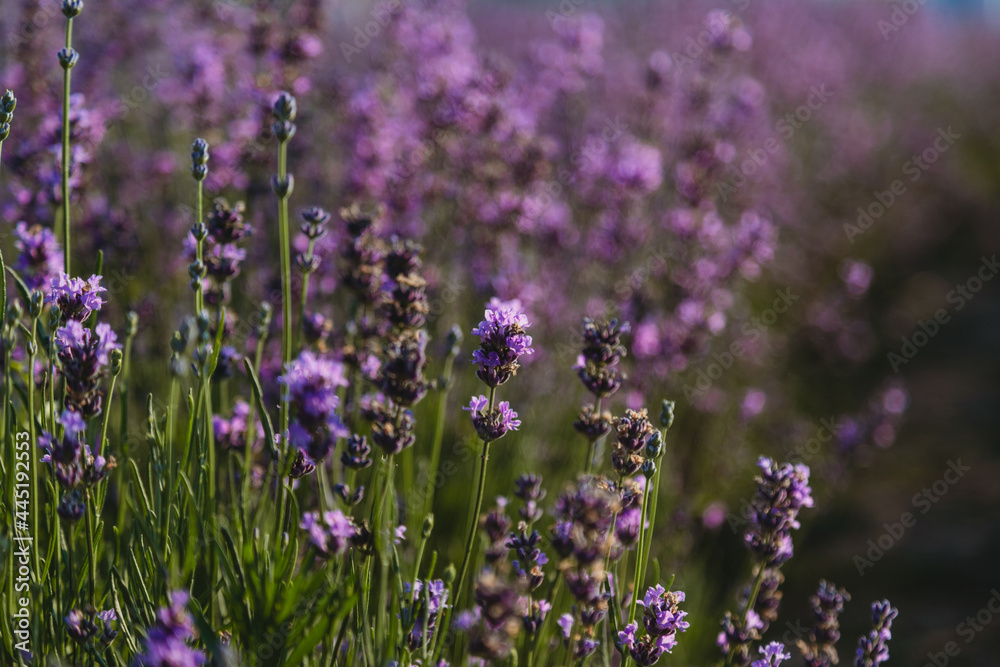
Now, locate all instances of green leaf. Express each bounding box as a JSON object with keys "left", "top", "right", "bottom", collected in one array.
[{"left": 243, "top": 359, "right": 276, "bottom": 459}]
